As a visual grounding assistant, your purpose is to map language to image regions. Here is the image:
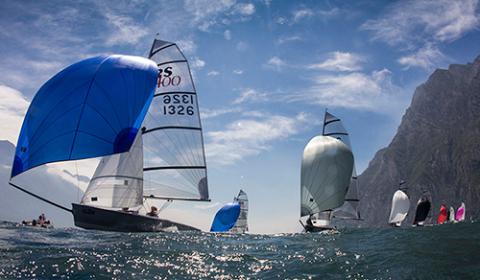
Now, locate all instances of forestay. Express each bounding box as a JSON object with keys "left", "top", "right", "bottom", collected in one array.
[
  {"left": 388, "top": 190, "right": 410, "bottom": 225},
  {"left": 81, "top": 132, "right": 143, "bottom": 208},
  {"left": 144, "top": 39, "right": 209, "bottom": 201},
  {"left": 11, "top": 55, "right": 157, "bottom": 178}
]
